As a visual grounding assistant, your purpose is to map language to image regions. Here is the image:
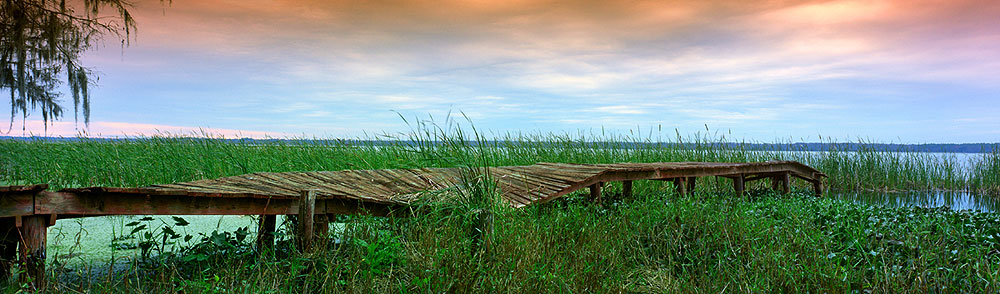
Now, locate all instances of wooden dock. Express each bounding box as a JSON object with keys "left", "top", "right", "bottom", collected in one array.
[{"left": 0, "top": 161, "right": 825, "bottom": 287}]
